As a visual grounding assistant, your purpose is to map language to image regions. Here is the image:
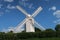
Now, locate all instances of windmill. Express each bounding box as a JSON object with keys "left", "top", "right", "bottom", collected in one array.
[{"left": 13, "top": 5, "right": 46, "bottom": 33}]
